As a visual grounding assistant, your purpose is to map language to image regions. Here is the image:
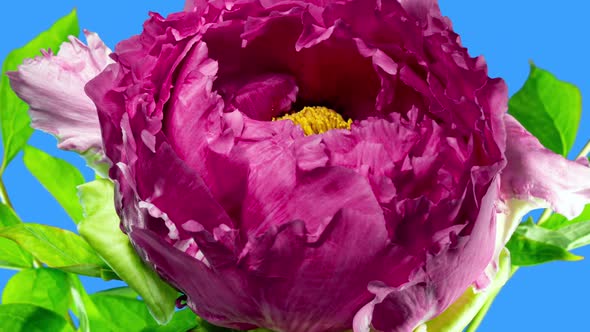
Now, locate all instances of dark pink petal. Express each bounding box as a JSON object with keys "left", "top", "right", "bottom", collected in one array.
[
  {"left": 134, "top": 140, "right": 236, "bottom": 232},
  {"left": 131, "top": 172, "right": 396, "bottom": 332},
  {"left": 129, "top": 227, "right": 260, "bottom": 330},
  {"left": 355, "top": 180, "right": 498, "bottom": 332},
  {"left": 162, "top": 39, "right": 225, "bottom": 175},
  {"left": 218, "top": 73, "right": 298, "bottom": 120}
]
